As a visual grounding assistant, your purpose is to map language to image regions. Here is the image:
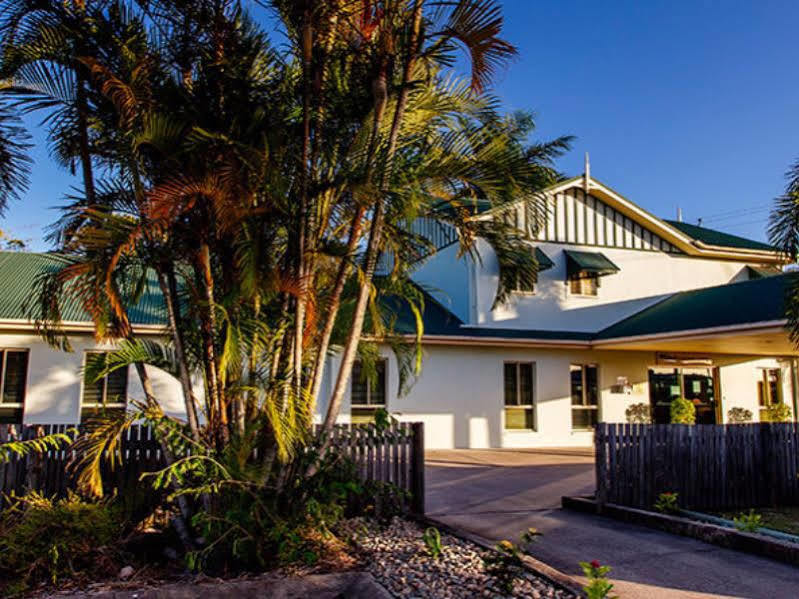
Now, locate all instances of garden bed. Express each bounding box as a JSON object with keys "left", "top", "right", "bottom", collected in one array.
[
  {"left": 32, "top": 517, "right": 578, "bottom": 599},
  {"left": 712, "top": 506, "right": 799, "bottom": 536},
  {"left": 340, "top": 517, "right": 577, "bottom": 599},
  {"left": 562, "top": 495, "right": 799, "bottom": 567}
]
